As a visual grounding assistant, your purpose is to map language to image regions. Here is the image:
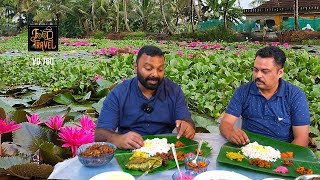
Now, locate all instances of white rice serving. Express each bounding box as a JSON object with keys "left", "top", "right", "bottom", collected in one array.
[
  {"left": 241, "top": 141, "right": 281, "bottom": 162},
  {"left": 133, "top": 138, "right": 171, "bottom": 156}
]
